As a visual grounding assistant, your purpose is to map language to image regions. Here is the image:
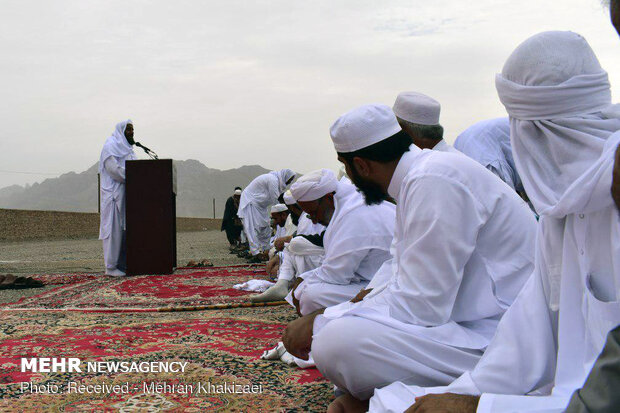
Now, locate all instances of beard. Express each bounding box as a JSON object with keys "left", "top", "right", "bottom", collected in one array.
[
  {"left": 290, "top": 210, "right": 300, "bottom": 226},
  {"left": 348, "top": 166, "right": 388, "bottom": 206}
]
